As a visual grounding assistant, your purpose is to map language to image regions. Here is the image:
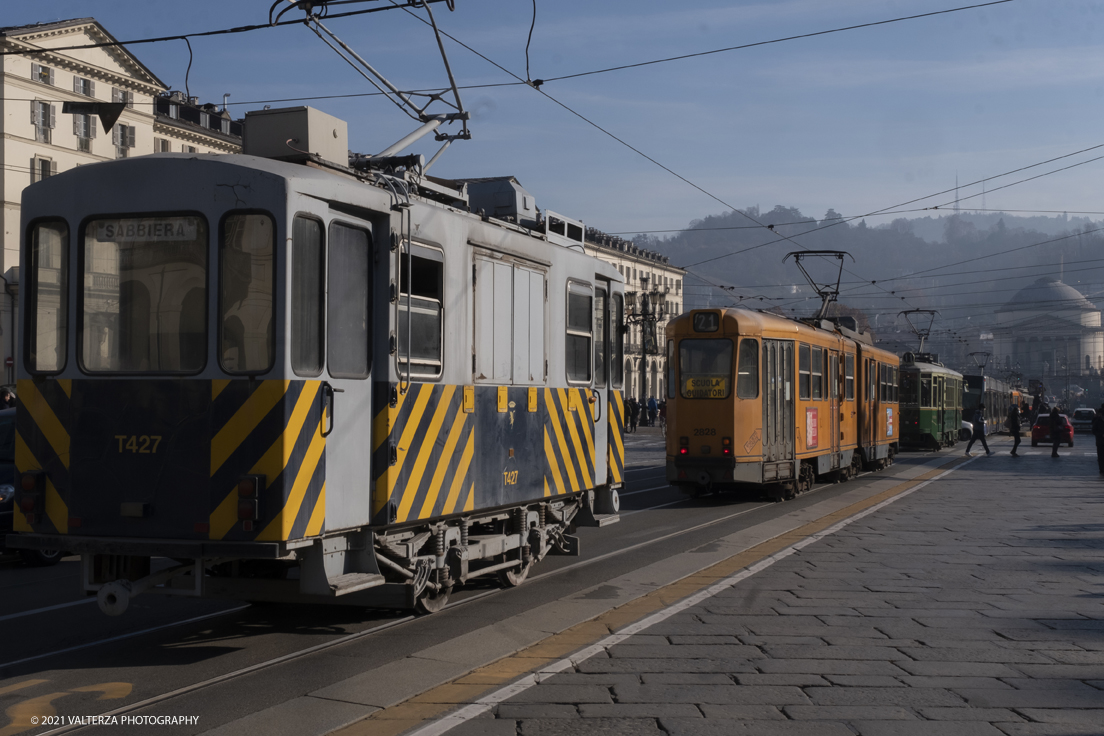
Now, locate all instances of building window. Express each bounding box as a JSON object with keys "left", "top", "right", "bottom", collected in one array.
[
  {"left": 73, "top": 113, "right": 96, "bottom": 152},
  {"left": 113, "top": 123, "right": 136, "bottom": 158},
  {"left": 31, "top": 63, "right": 54, "bottom": 85},
  {"left": 31, "top": 101, "right": 55, "bottom": 144},
  {"left": 155, "top": 138, "right": 171, "bottom": 153},
  {"left": 30, "top": 155, "right": 56, "bottom": 184},
  {"left": 183, "top": 145, "right": 197, "bottom": 154},
  {"left": 73, "top": 76, "right": 95, "bottom": 97},
  {"left": 112, "top": 87, "right": 134, "bottom": 108}
]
